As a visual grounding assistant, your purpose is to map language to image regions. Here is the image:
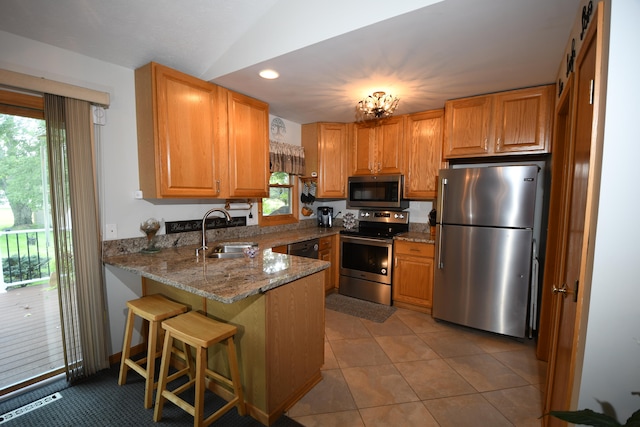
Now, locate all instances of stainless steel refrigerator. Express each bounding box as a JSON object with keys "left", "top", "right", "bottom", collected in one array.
[{"left": 433, "top": 165, "right": 539, "bottom": 338}]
